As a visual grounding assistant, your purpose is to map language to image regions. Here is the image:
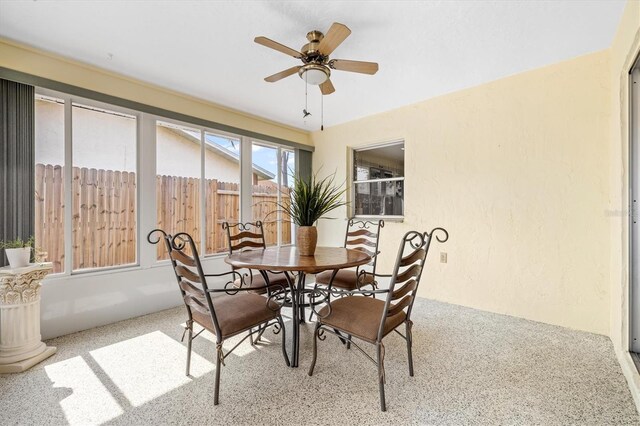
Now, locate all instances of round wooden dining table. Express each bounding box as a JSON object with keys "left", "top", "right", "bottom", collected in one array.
[{"left": 225, "top": 246, "right": 371, "bottom": 367}]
